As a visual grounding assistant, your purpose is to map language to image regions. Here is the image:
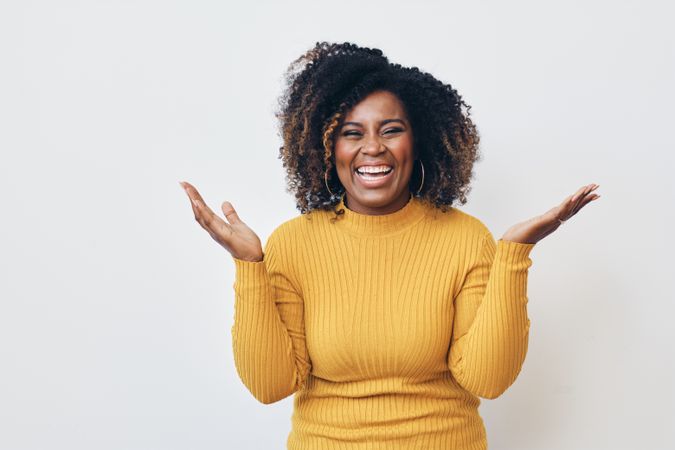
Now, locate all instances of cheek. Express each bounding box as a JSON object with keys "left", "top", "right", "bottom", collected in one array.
[
  {"left": 333, "top": 143, "right": 353, "bottom": 169},
  {"left": 393, "top": 139, "right": 415, "bottom": 166}
]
